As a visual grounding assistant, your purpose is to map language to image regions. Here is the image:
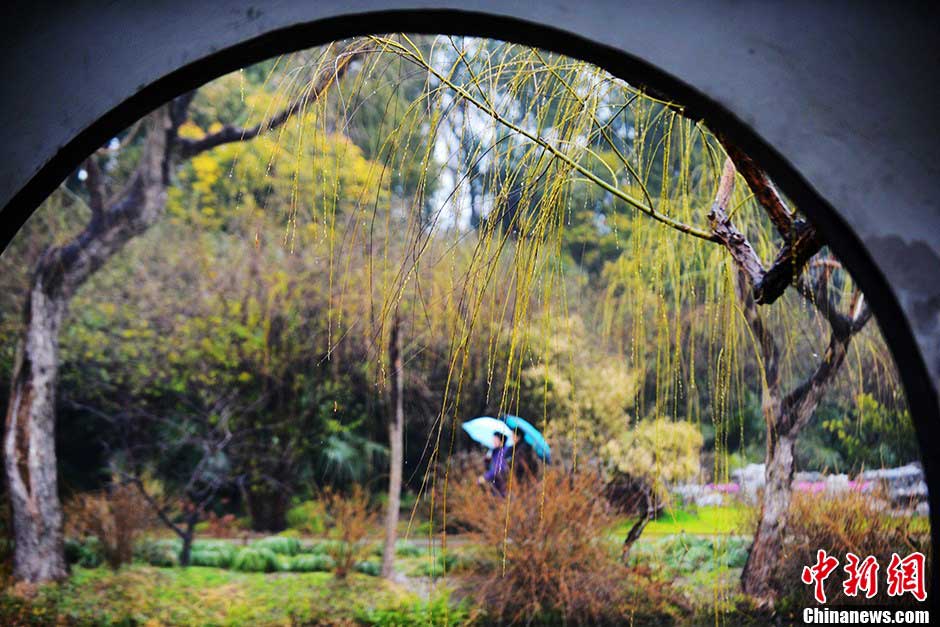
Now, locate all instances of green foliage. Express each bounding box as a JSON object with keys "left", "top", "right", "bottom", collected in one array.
[
  {"left": 0, "top": 564, "right": 426, "bottom": 625},
  {"left": 134, "top": 538, "right": 180, "bottom": 568},
  {"left": 370, "top": 539, "right": 425, "bottom": 559},
  {"left": 190, "top": 550, "right": 231, "bottom": 569},
  {"left": 353, "top": 560, "right": 381, "bottom": 577},
  {"left": 231, "top": 548, "right": 281, "bottom": 573},
  {"left": 303, "top": 539, "right": 343, "bottom": 555},
  {"left": 188, "top": 540, "right": 237, "bottom": 568},
  {"left": 412, "top": 552, "right": 475, "bottom": 578},
  {"left": 603, "top": 418, "right": 703, "bottom": 501},
  {"left": 517, "top": 315, "right": 638, "bottom": 456},
  {"left": 288, "top": 553, "right": 335, "bottom": 573},
  {"left": 629, "top": 535, "right": 749, "bottom": 577},
  {"left": 64, "top": 537, "right": 104, "bottom": 569},
  {"left": 818, "top": 393, "right": 919, "bottom": 472},
  {"left": 356, "top": 592, "right": 474, "bottom": 626},
  {"left": 251, "top": 536, "right": 301, "bottom": 556},
  {"left": 133, "top": 539, "right": 179, "bottom": 568},
  {"left": 285, "top": 499, "right": 326, "bottom": 535},
  {"left": 395, "top": 541, "right": 424, "bottom": 558}
]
